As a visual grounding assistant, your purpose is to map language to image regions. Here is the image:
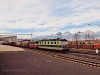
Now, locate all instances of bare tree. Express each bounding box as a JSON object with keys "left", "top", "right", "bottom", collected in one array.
[
  {"left": 84, "top": 33, "right": 95, "bottom": 49},
  {"left": 84, "top": 33, "right": 95, "bottom": 42},
  {"left": 73, "top": 32, "right": 80, "bottom": 48},
  {"left": 84, "top": 33, "right": 90, "bottom": 41}
]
